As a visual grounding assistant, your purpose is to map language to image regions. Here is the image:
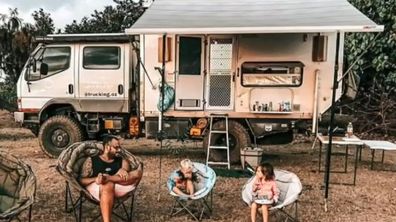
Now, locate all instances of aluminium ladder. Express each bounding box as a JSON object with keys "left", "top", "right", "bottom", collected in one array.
[{"left": 206, "top": 114, "right": 230, "bottom": 169}]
